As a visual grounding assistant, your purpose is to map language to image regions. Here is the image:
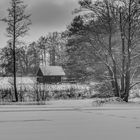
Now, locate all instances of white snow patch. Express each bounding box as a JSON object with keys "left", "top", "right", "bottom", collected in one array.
[{"left": 0, "top": 99, "right": 140, "bottom": 140}]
